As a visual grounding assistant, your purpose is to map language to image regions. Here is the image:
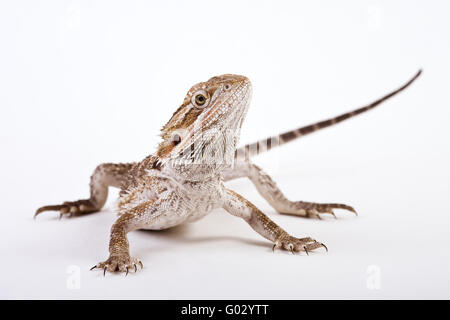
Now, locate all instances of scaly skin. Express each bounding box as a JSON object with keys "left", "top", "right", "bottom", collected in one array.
[{"left": 36, "top": 71, "right": 422, "bottom": 275}]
